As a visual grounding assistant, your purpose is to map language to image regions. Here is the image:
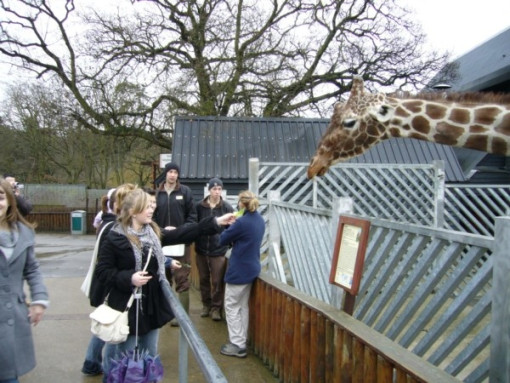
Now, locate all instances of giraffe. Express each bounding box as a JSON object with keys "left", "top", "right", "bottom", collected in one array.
[{"left": 307, "top": 76, "right": 510, "bottom": 178}]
